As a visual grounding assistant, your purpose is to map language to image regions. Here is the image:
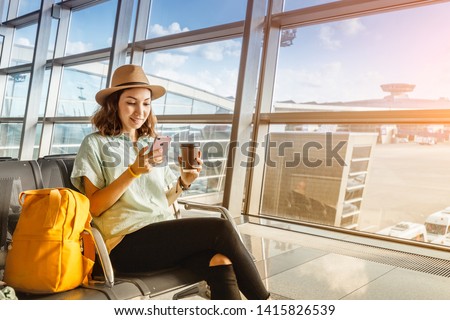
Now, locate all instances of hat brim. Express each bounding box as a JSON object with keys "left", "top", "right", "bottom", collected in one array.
[{"left": 95, "top": 84, "right": 166, "bottom": 106}]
